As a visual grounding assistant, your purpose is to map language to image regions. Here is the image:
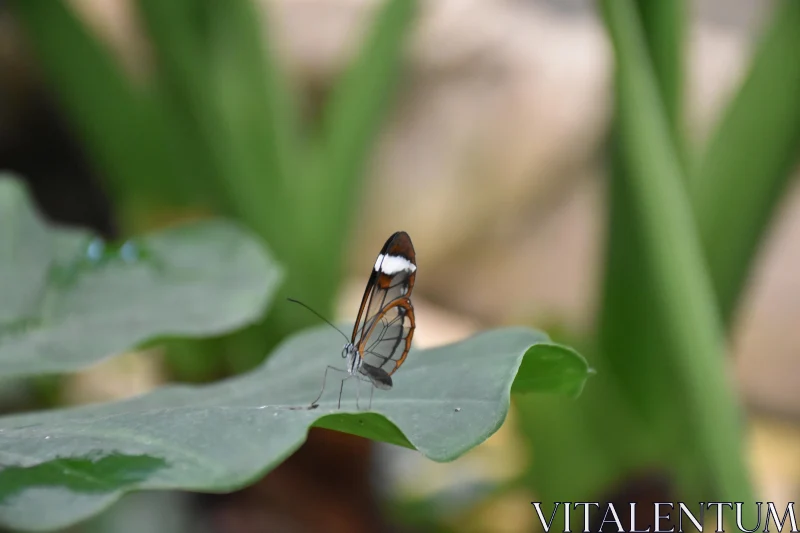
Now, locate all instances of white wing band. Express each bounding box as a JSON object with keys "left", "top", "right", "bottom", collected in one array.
[{"left": 374, "top": 254, "right": 416, "bottom": 274}]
